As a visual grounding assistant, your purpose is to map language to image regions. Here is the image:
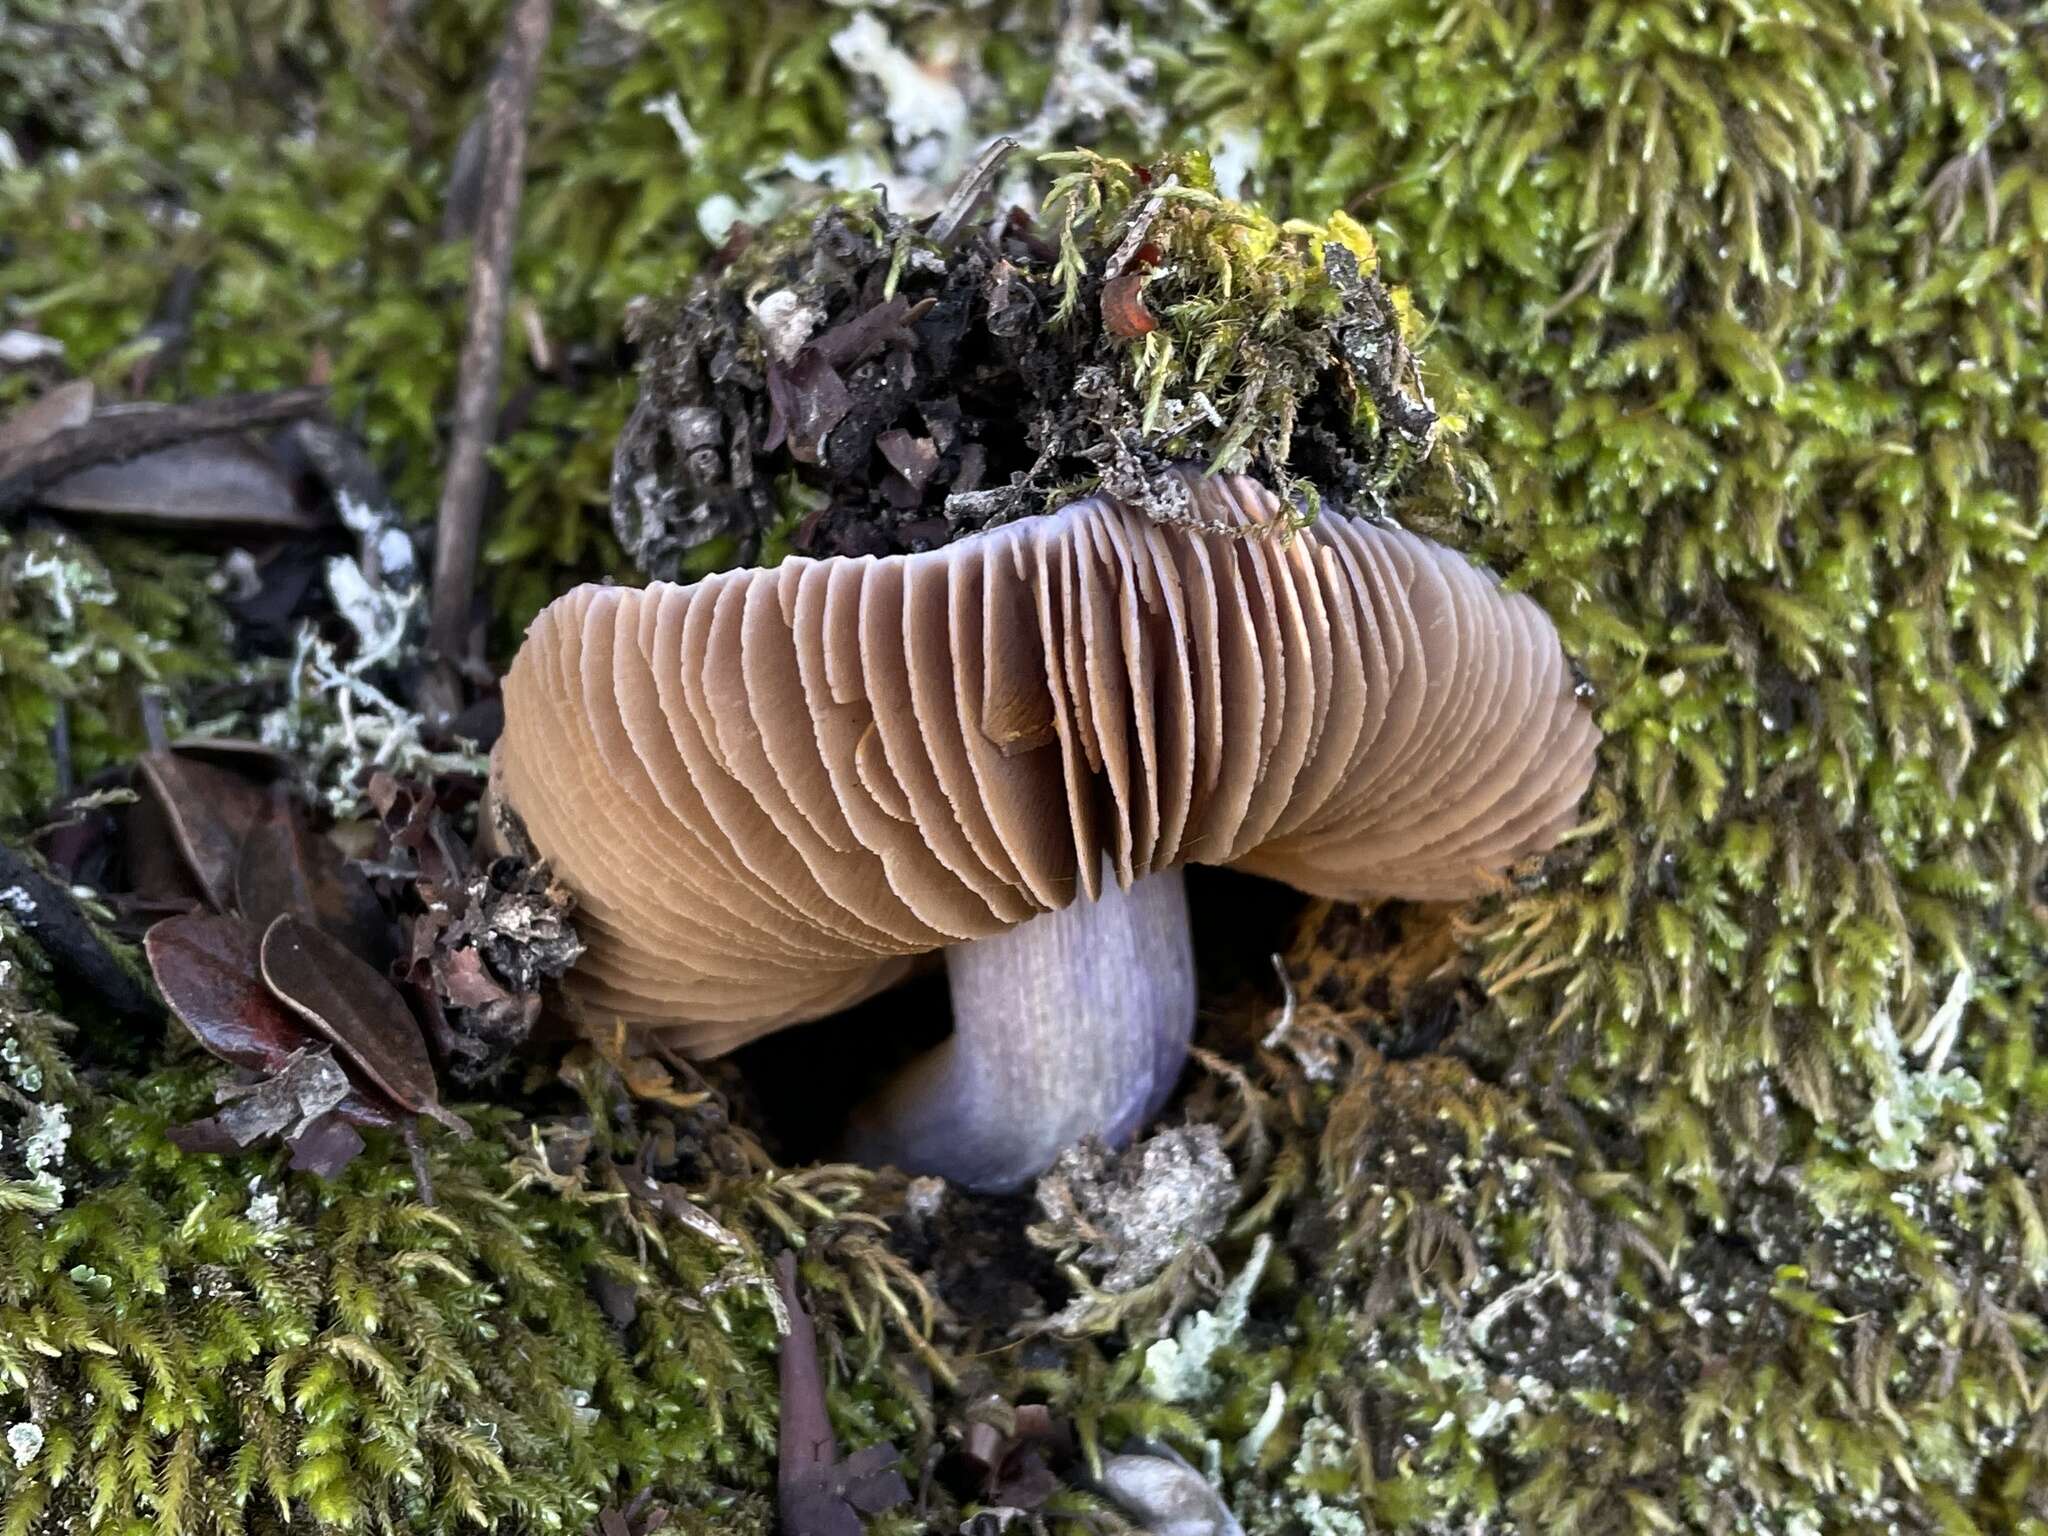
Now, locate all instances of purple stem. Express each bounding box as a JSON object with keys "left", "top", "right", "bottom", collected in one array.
[{"left": 843, "top": 864, "right": 1196, "bottom": 1191}]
